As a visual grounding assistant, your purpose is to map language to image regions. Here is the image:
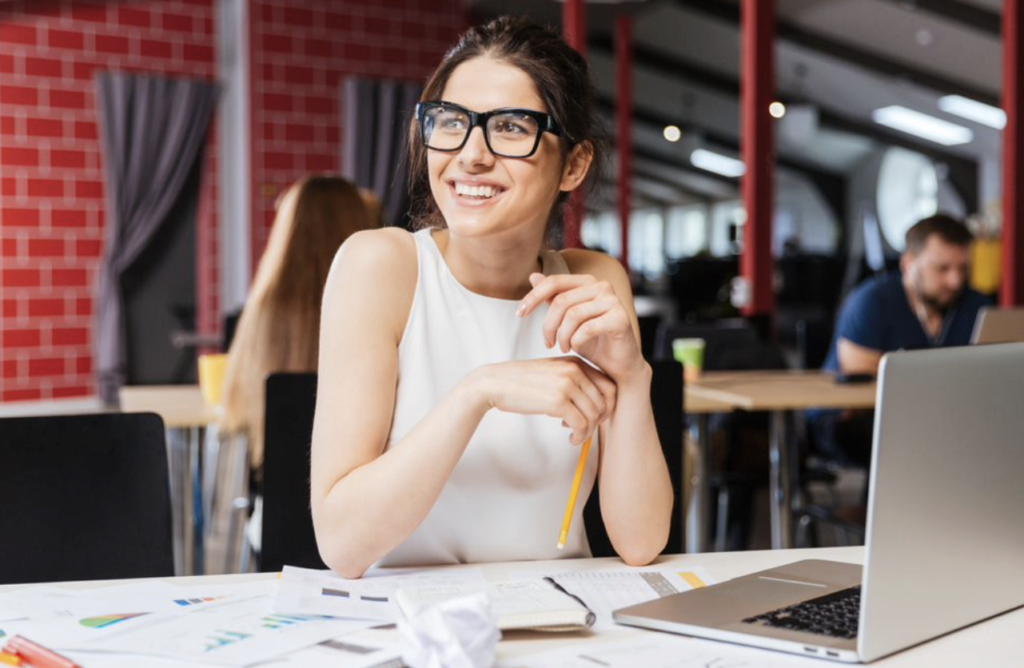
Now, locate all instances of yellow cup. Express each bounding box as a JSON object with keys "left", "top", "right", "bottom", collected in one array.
[{"left": 197, "top": 353, "right": 228, "bottom": 407}]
